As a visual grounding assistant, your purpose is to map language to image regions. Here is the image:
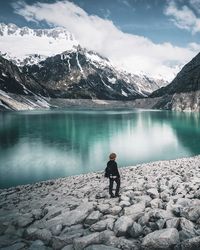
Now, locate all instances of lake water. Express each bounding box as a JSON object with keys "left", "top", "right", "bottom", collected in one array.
[{"left": 0, "top": 109, "right": 200, "bottom": 189}]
